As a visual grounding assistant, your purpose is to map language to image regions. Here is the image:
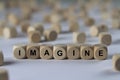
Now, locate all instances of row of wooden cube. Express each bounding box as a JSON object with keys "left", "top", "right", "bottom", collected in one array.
[
  {"left": 0, "top": 21, "right": 58, "bottom": 43},
  {"left": 13, "top": 44, "right": 108, "bottom": 60},
  {"left": 0, "top": 19, "right": 112, "bottom": 46},
  {"left": 0, "top": 24, "right": 112, "bottom": 46}
]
